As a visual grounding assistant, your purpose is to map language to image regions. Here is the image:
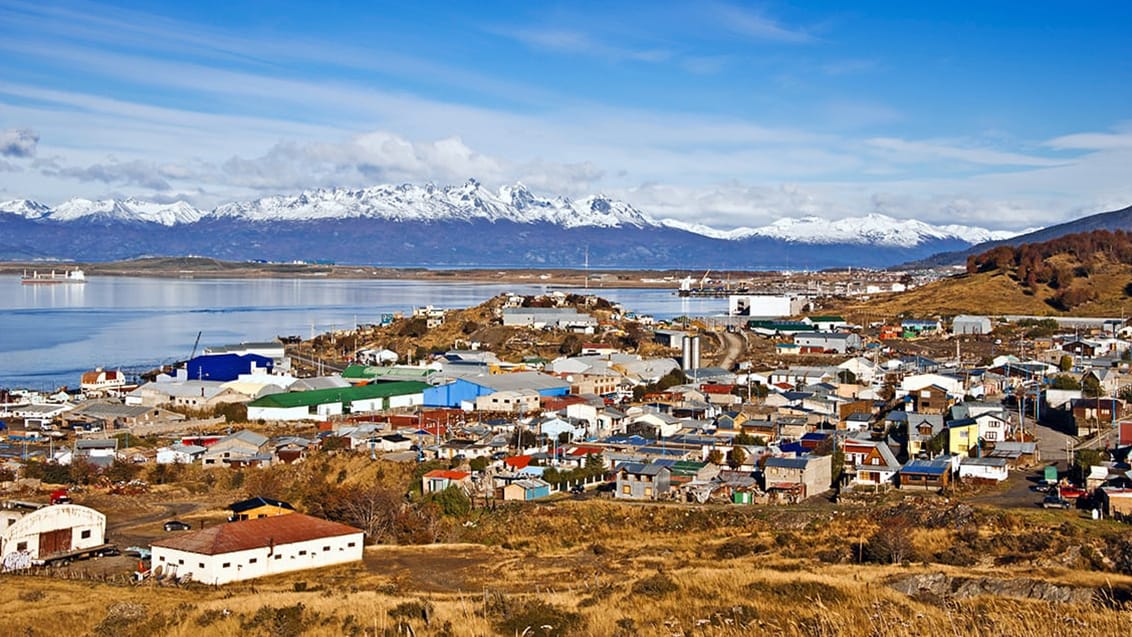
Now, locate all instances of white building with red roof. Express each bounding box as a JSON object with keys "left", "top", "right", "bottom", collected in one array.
[
  {"left": 150, "top": 513, "right": 363, "bottom": 585},
  {"left": 80, "top": 368, "right": 126, "bottom": 396}
]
